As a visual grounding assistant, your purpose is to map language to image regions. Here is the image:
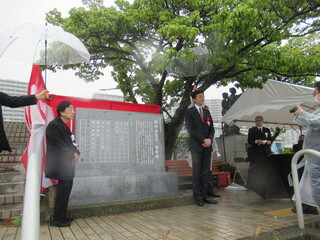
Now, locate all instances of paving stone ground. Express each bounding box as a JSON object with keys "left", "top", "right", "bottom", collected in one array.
[{"left": 1, "top": 188, "right": 319, "bottom": 240}]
